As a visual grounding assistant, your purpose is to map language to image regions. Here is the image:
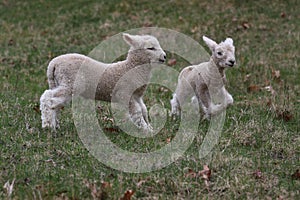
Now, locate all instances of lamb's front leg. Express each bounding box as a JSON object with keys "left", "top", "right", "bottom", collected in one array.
[
  {"left": 208, "top": 87, "right": 233, "bottom": 117},
  {"left": 129, "top": 97, "right": 150, "bottom": 131},
  {"left": 223, "top": 87, "right": 233, "bottom": 106},
  {"left": 137, "top": 97, "right": 153, "bottom": 131}
]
